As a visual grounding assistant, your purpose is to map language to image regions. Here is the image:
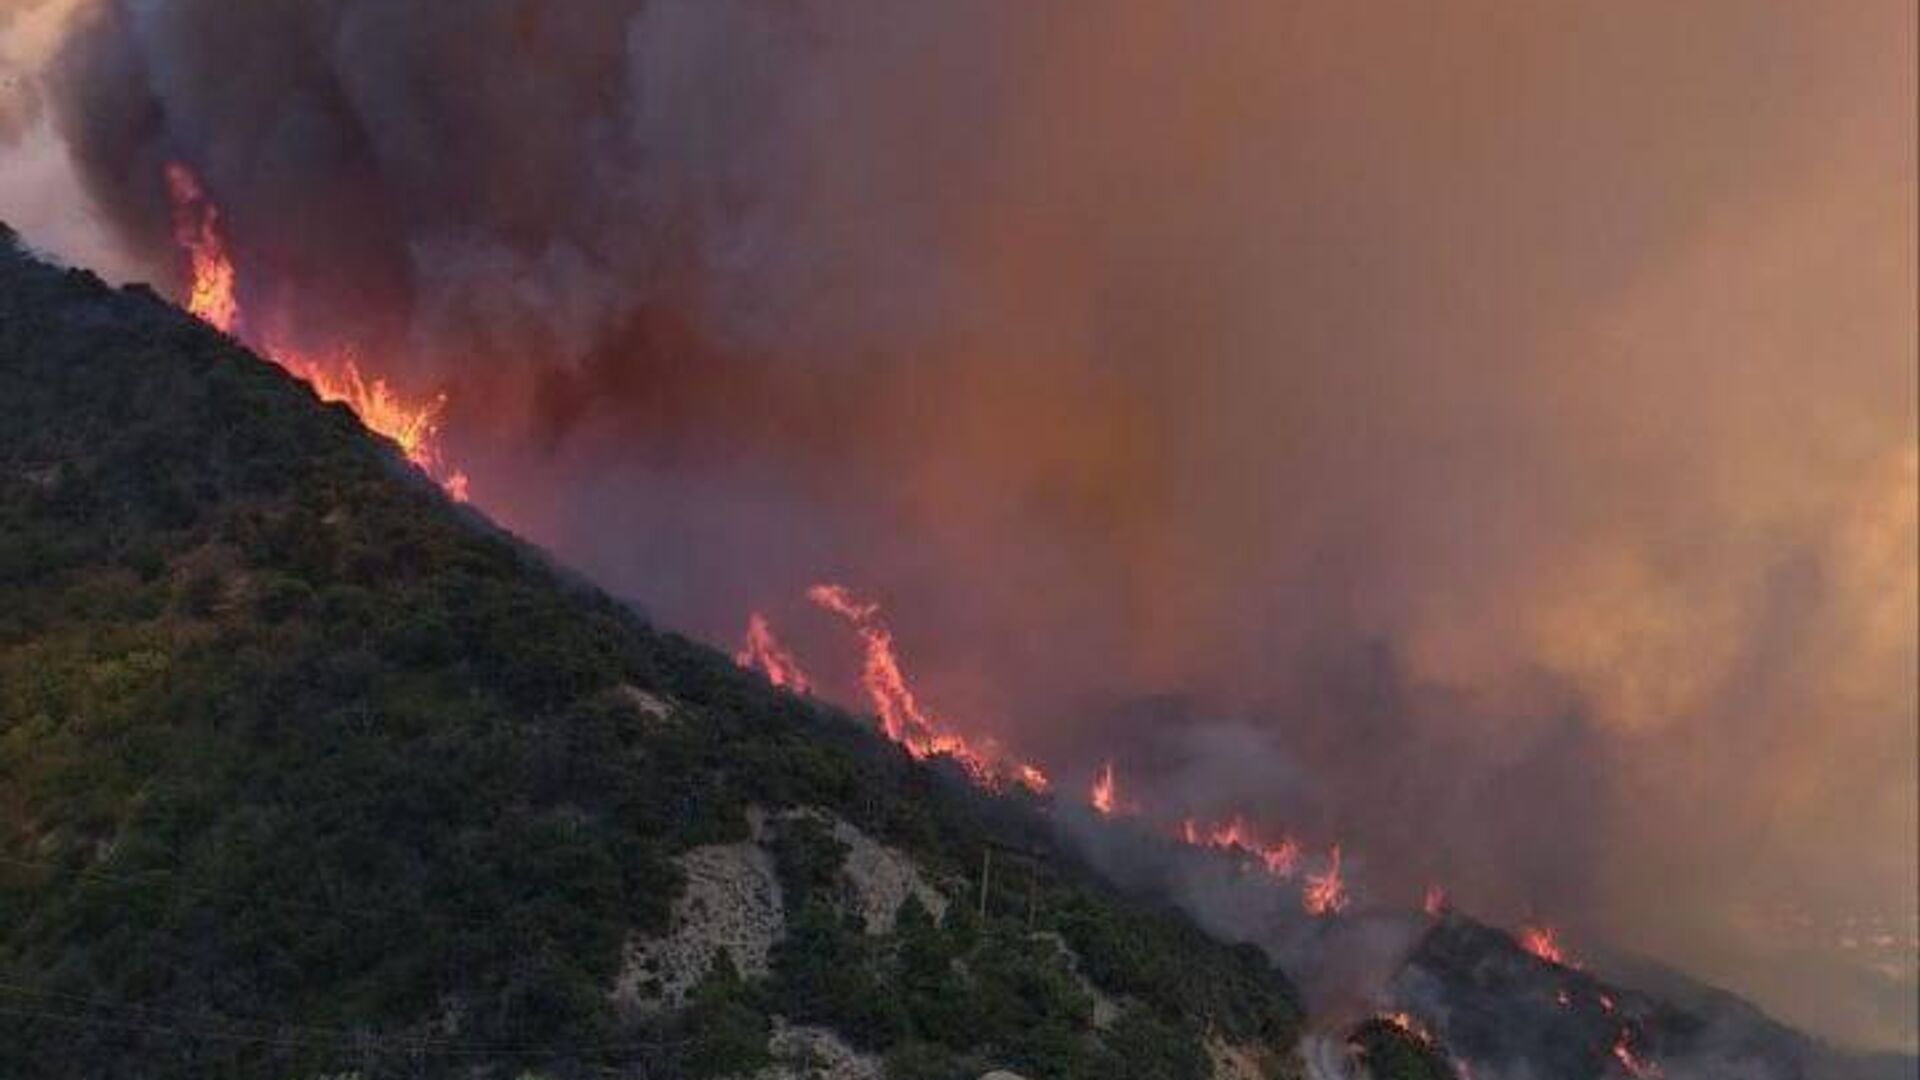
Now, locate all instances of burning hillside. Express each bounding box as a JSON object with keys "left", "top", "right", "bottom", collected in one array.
[
  {"left": 5, "top": 0, "right": 1912, "bottom": 1058},
  {"left": 163, "top": 161, "right": 467, "bottom": 501}
]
